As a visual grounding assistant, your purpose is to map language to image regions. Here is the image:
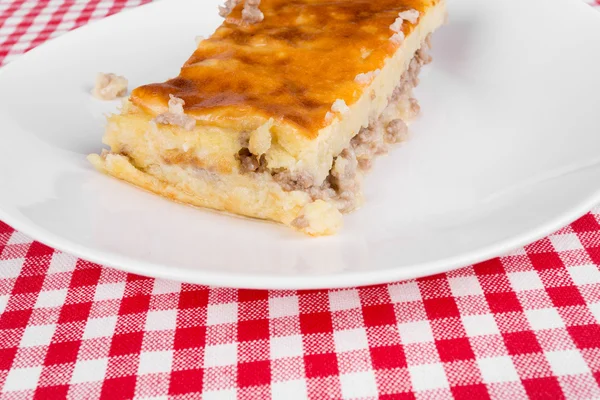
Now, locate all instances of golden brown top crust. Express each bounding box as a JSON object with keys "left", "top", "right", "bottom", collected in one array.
[{"left": 131, "top": 0, "right": 438, "bottom": 138}]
